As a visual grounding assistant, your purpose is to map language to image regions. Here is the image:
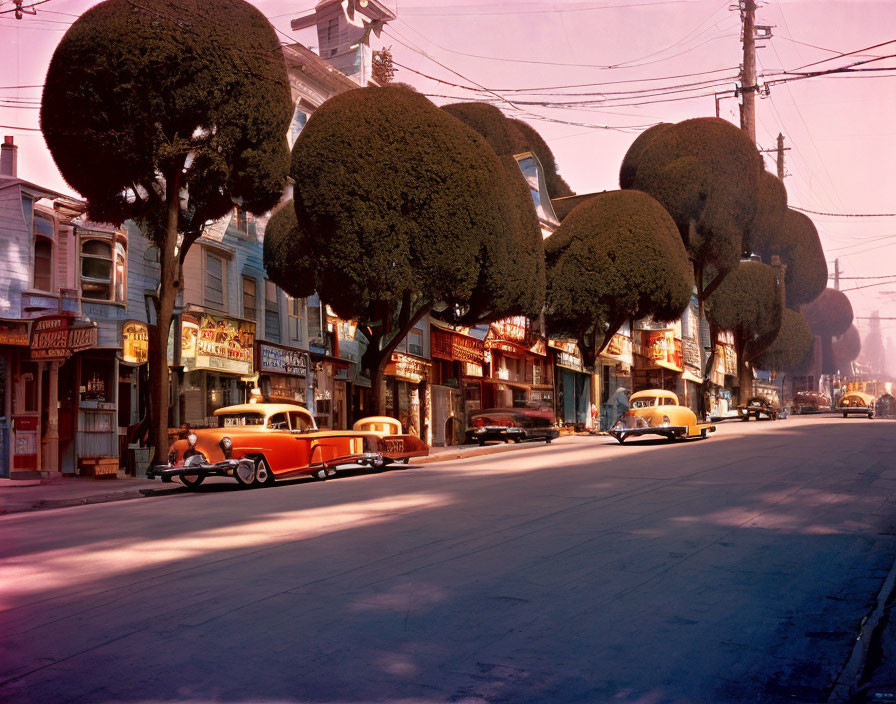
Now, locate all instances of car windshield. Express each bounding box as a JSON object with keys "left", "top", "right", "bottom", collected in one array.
[
  {"left": 218, "top": 412, "right": 265, "bottom": 427},
  {"left": 630, "top": 398, "right": 658, "bottom": 409}
]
